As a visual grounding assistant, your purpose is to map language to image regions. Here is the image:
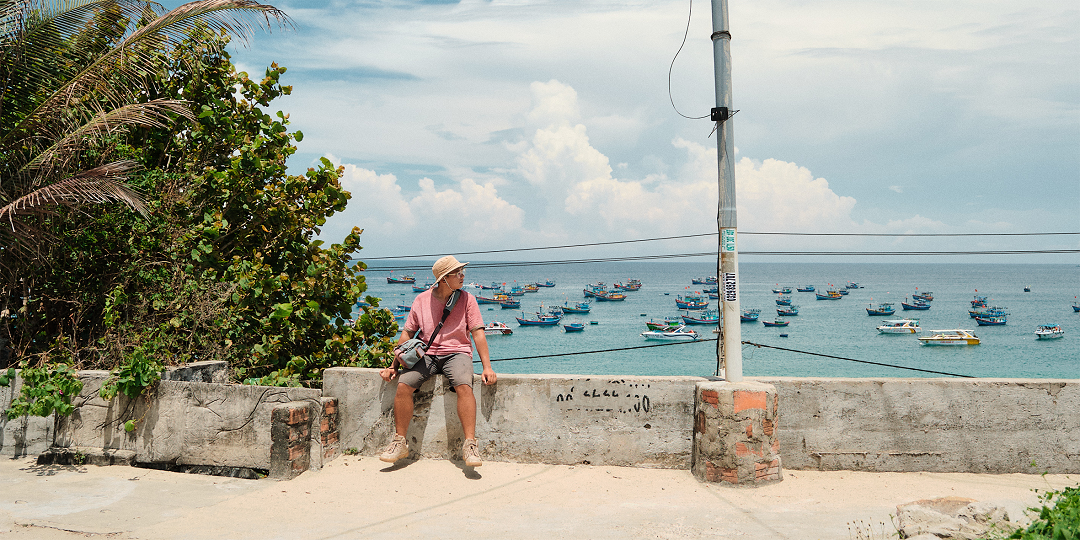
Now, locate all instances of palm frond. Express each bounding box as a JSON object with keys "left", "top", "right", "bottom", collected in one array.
[
  {"left": 0, "top": 160, "right": 145, "bottom": 228},
  {"left": 17, "top": 98, "right": 192, "bottom": 183},
  {"left": 2, "top": 1, "right": 289, "bottom": 153}
]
